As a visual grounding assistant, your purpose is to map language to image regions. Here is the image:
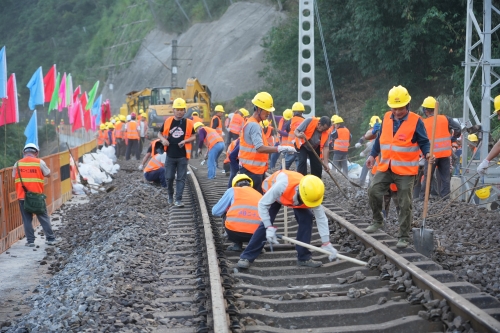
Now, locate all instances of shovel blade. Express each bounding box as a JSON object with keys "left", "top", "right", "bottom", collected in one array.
[{"left": 412, "top": 227, "right": 434, "bottom": 258}]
